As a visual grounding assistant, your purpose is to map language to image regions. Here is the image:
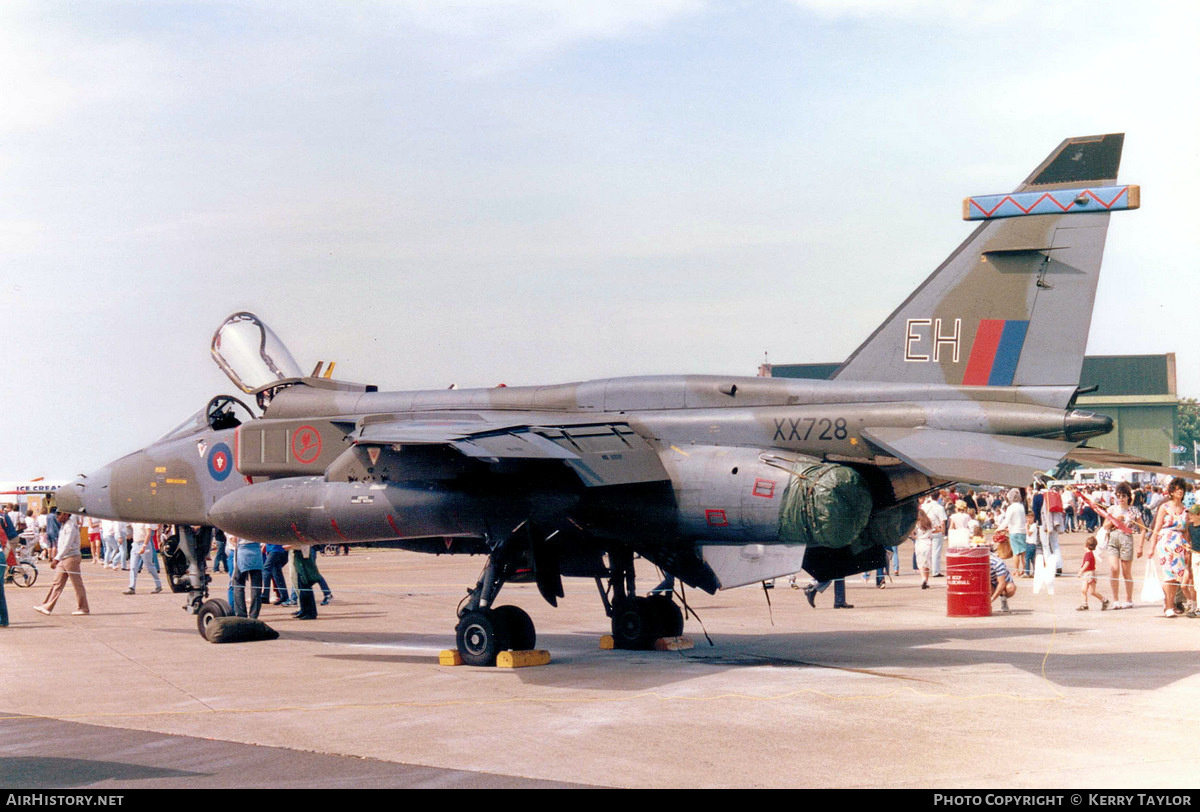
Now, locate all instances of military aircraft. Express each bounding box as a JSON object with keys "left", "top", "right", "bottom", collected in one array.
[{"left": 58, "top": 133, "right": 1137, "bottom": 664}]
